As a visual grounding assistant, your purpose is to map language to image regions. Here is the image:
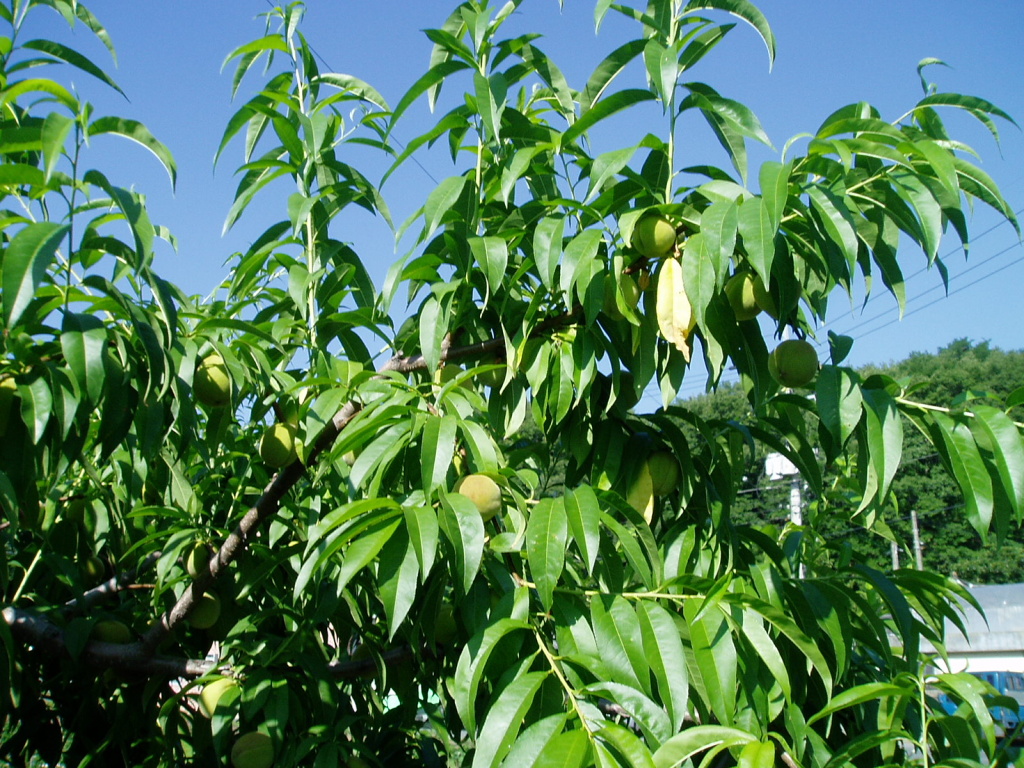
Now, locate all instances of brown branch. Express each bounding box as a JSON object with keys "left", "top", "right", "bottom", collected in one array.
[
  {"left": 63, "top": 551, "right": 161, "bottom": 617},
  {"left": 3, "top": 606, "right": 214, "bottom": 677}
]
